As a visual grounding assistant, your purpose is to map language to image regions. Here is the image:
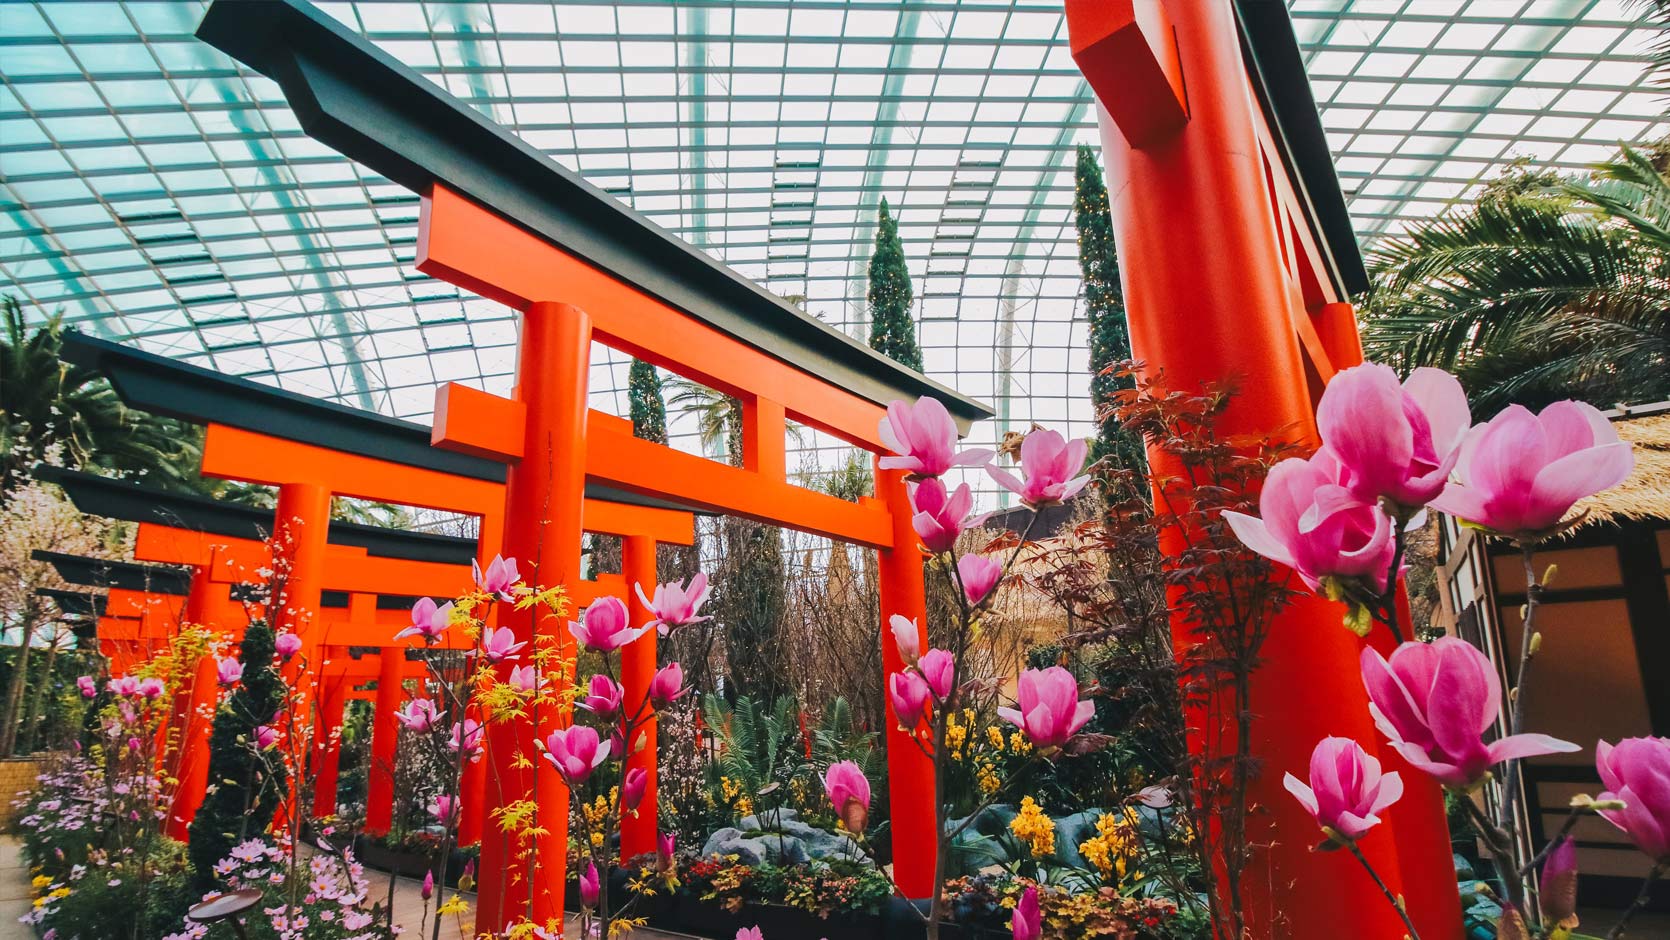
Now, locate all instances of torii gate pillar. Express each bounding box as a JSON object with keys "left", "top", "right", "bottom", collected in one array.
[{"left": 1066, "top": 2, "right": 1459, "bottom": 938}]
